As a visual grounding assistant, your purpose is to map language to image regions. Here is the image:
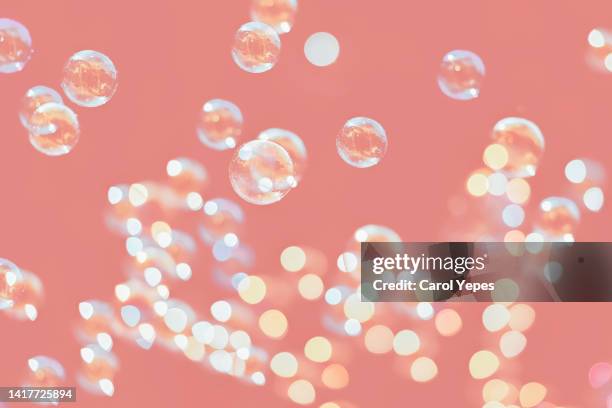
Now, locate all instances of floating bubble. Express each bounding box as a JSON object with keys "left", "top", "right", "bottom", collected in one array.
[
  {"left": 336, "top": 117, "right": 387, "bottom": 168},
  {"left": 196, "top": 99, "right": 243, "bottom": 150},
  {"left": 3, "top": 270, "right": 43, "bottom": 321},
  {"left": 229, "top": 140, "right": 296, "bottom": 205},
  {"left": 0, "top": 19, "right": 32, "bottom": 73},
  {"left": 232, "top": 22, "right": 281, "bottom": 73},
  {"left": 28, "top": 102, "right": 80, "bottom": 156},
  {"left": 61, "top": 50, "right": 118, "bottom": 107},
  {"left": 166, "top": 157, "right": 209, "bottom": 193},
  {"left": 438, "top": 50, "right": 485, "bottom": 100},
  {"left": 0, "top": 258, "right": 22, "bottom": 310},
  {"left": 536, "top": 197, "right": 580, "bottom": 238},
  {"left": 304, "top": 32, "right": 340, "bottom": 67},
  {"left": 24, "top": 356, "right": 65, "bottom": 387},
  {"left": 199, "top": 198, "right": 245, "bottom": 244},
  {"left": 77, "top": 344, "right": 118, "bottom": 397},
  {"left": 19, "top": 86, "right": 64, "bottom": 129},
  {"left": 251, "top": 0, "right": 298, "bottom": 34},
  {"left": 491, "top": 117, "right": 544, "bottom": 177},
  {"left": 258, "top": 128, "right": 307, "bottom": 181}
]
